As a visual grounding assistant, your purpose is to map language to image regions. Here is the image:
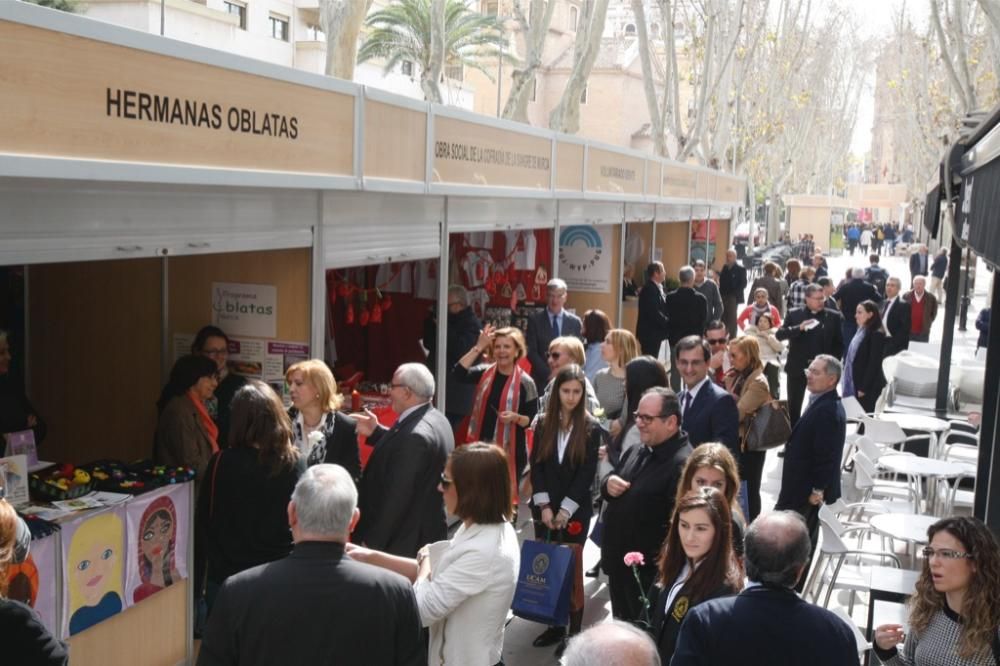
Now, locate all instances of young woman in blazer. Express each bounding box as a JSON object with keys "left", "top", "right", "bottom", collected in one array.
[
  {"left": 842, "top": 300, "right": 887, "bottom": 414},
  {"left": 285, "top": 359, "right": 359, "bottom": 481},
  {"left": 530, "top": 364, "right": 602, "bottom": 656},
  {"left": 154, "top": 354, "right": 220, "bottom": 482},
  {"left": 648, "top": 487, "right": 742, "bottom": 663}
]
